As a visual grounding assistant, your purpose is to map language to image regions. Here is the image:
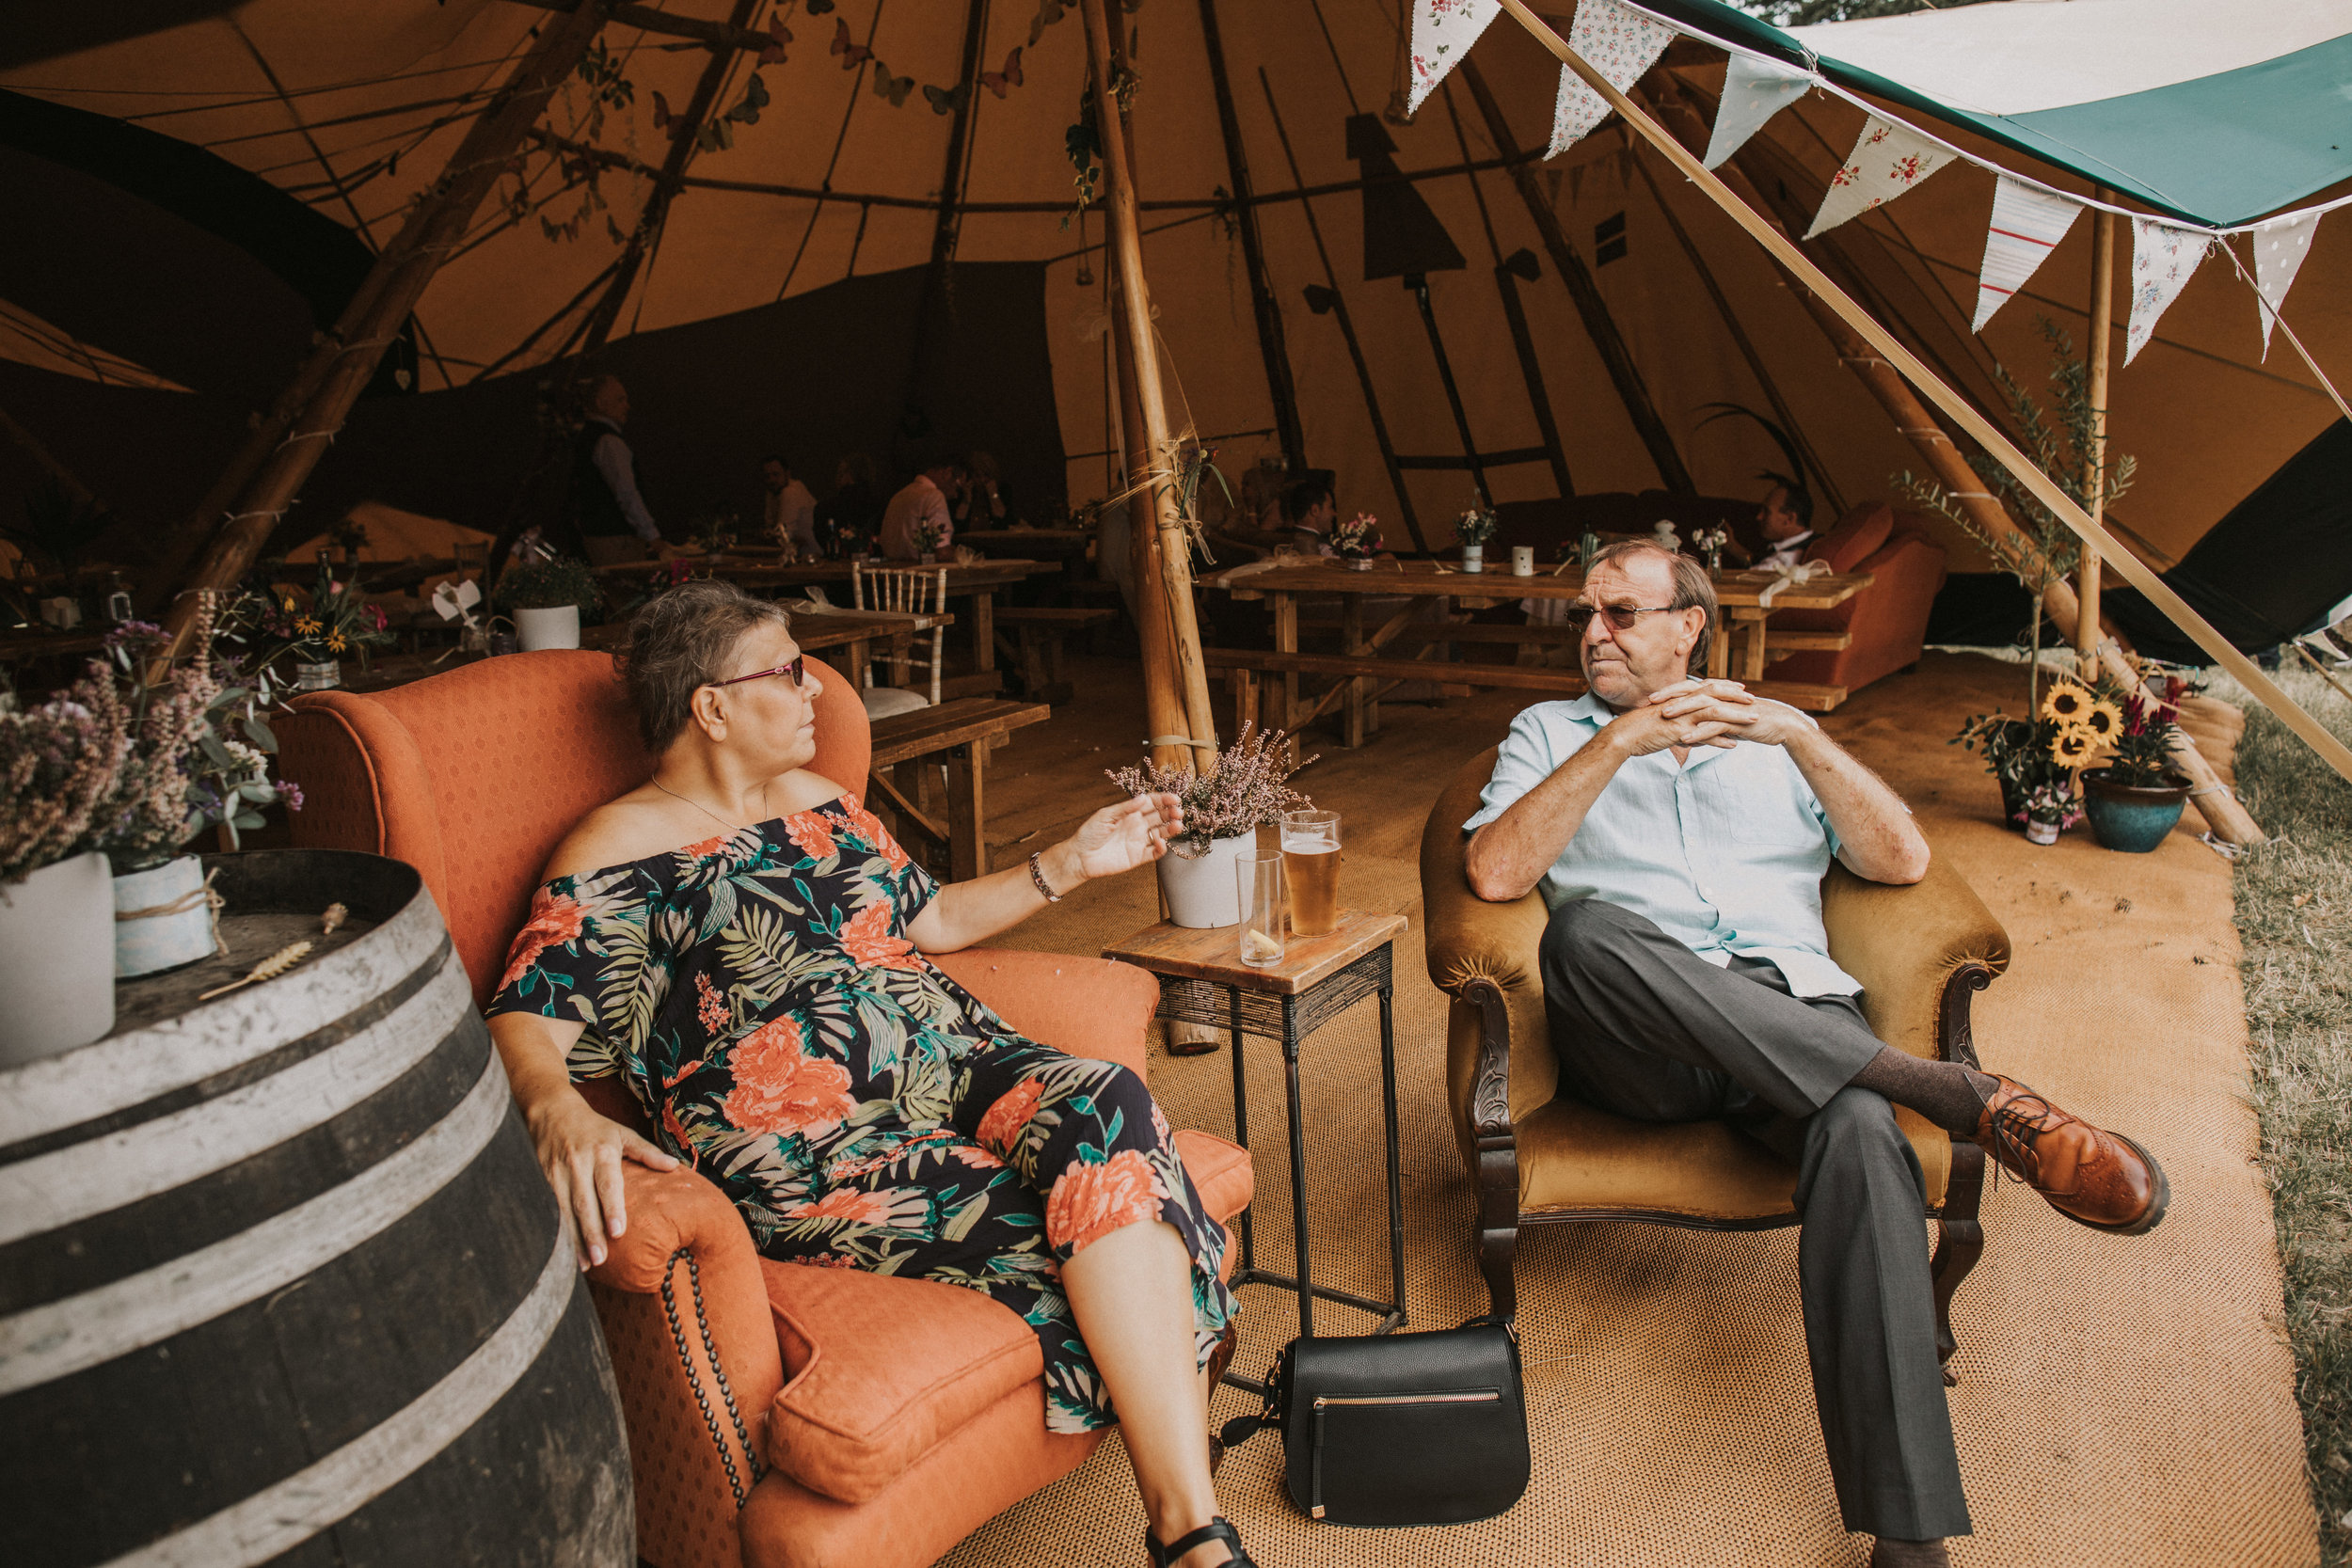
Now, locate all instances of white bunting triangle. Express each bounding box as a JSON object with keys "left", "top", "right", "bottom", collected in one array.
[
  {"left": 1548, "top": 0, "right": 1676, "bottom": 158},
  {"left": 2250, "top": 210, "right": 2320, "bottom": 360},
  {"left": 1406, "top": 0, "right": 1501, "bottom": 117},
  {"left": 1705, "top": 53, "right": 1813, "bottom": 170},
  {"left": 2126, "top": 215, "right": 2210, "bottom": 364},
  {"left": 1805, "top": 116, "right": 1956, "bottom": 239},
  {"left": 1971, "top": 177, "right": 2083, "bottom": 332}
]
